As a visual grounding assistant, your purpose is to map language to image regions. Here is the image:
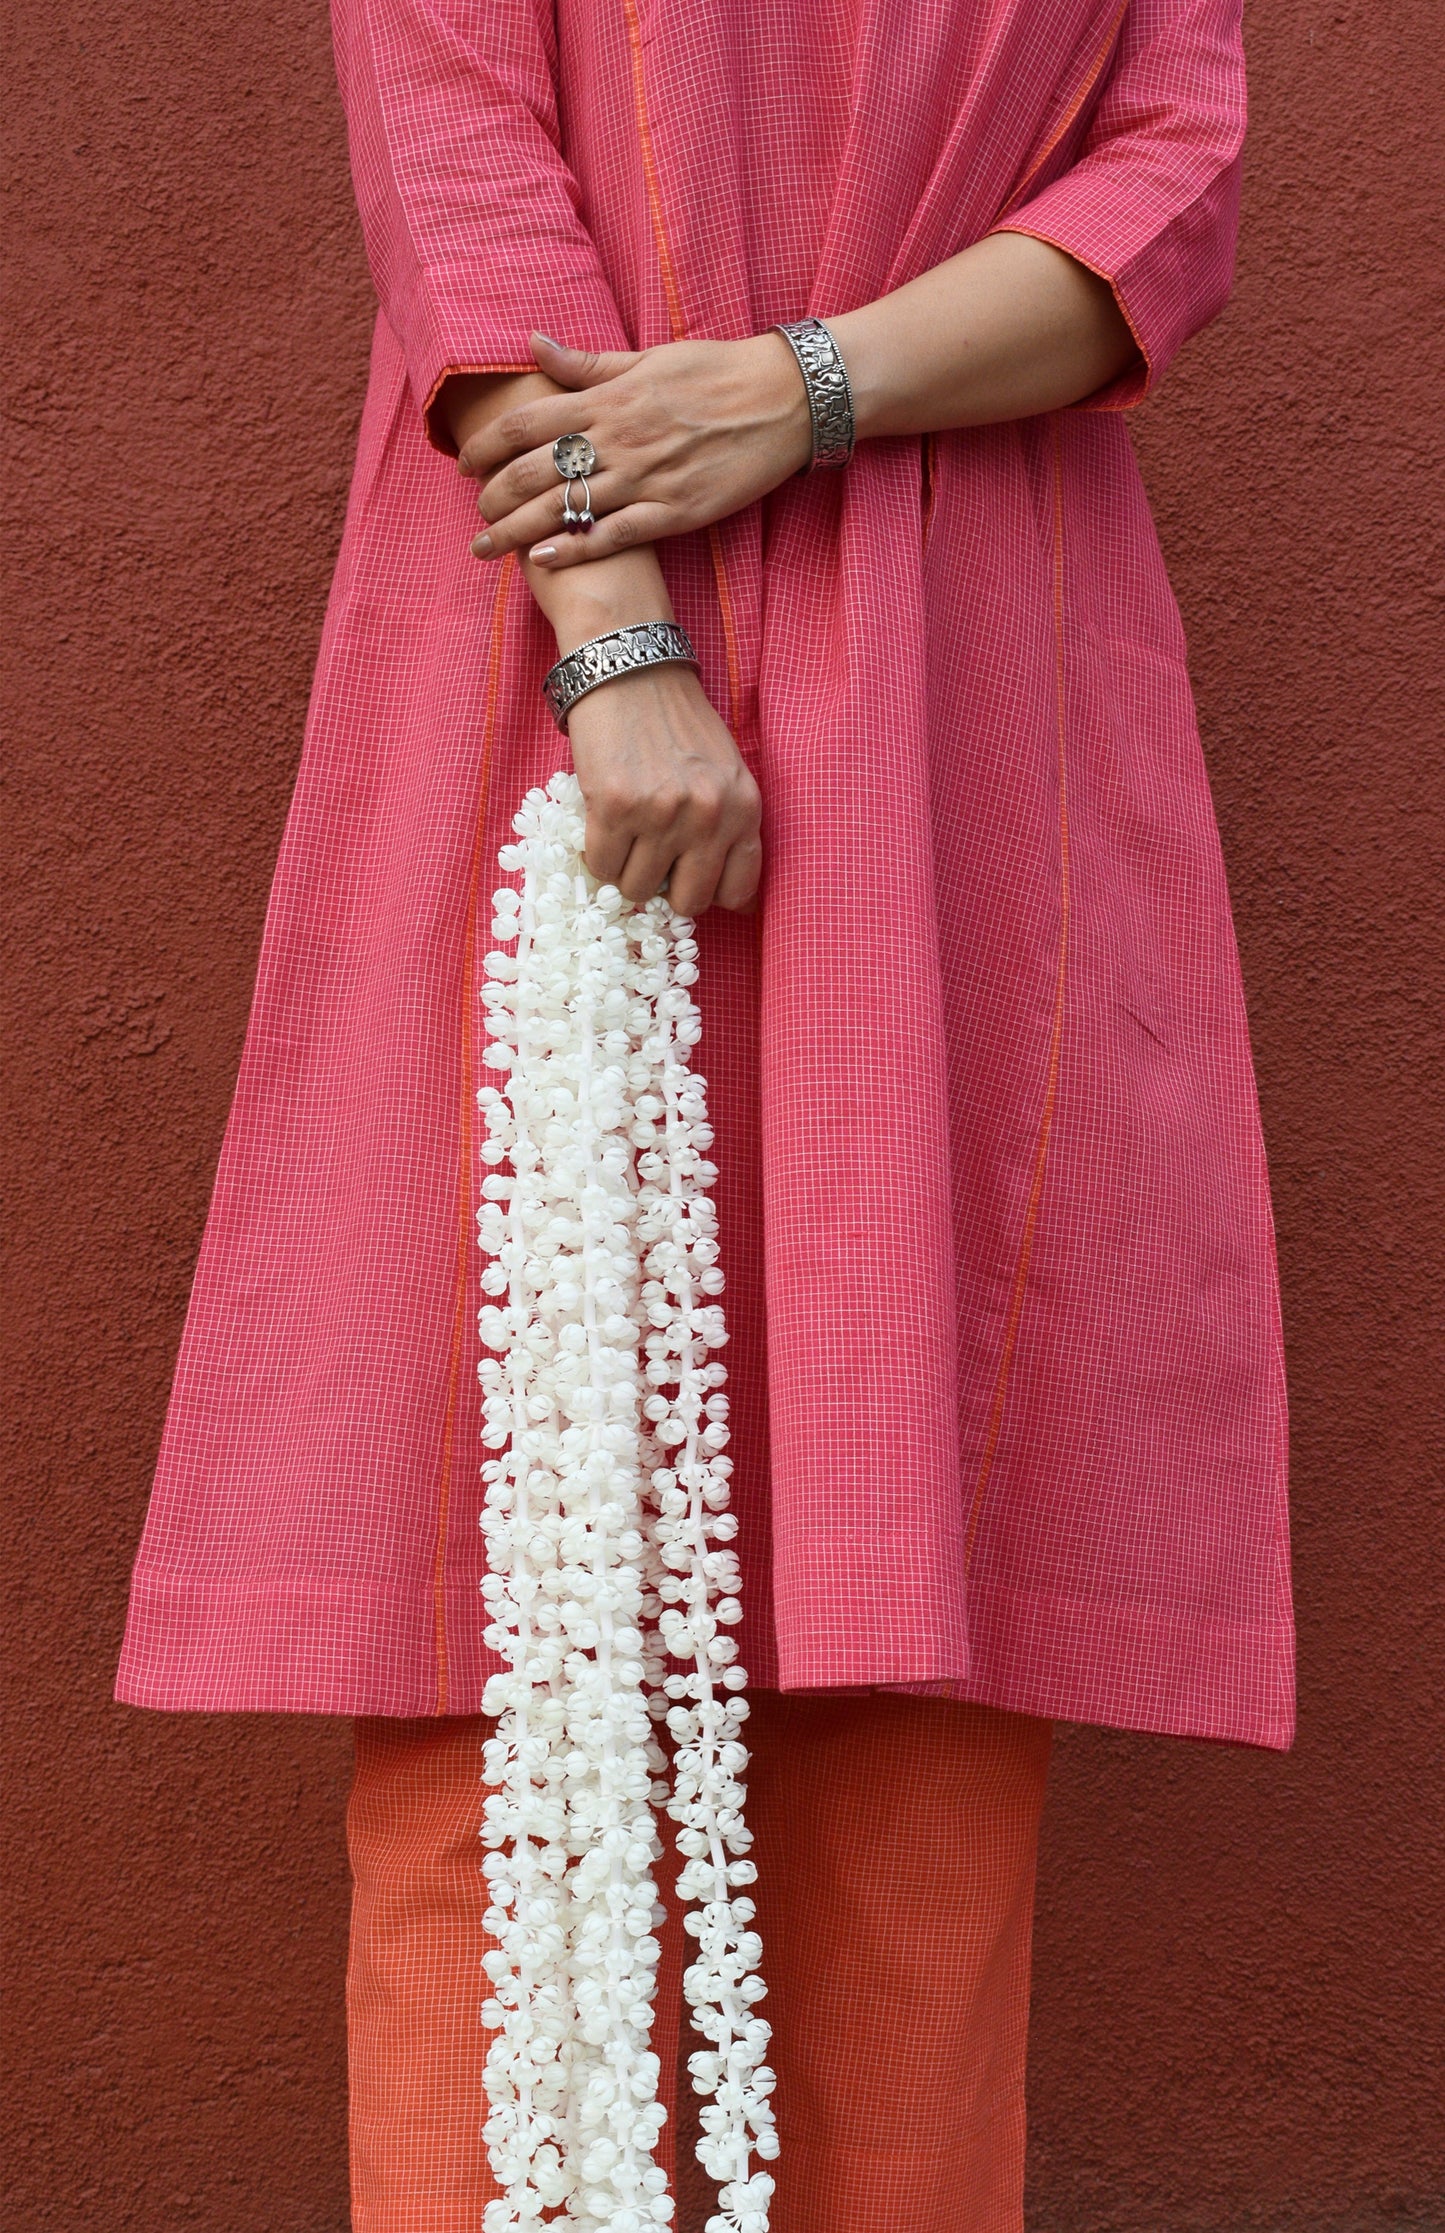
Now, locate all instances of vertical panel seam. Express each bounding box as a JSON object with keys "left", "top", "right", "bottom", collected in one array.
[
  {"left": 621, "top": 0, "right": 687, "bottom": 341},
  {"left": 996, "top": 0, "right": 1130, "bottom": 221},
  {"left": 620, "top": 0, "right": 745, "bottom": 737},
  {"left": 433, "top": 554, "right": 517, "bottom": 1712},
  {"left": 964, "top": 420, "right": 1071, "bottom": 1568},
  {"left": 921, "top": 432, "right": 938, "bottom": 549},
  {"left": 705, "top": 524, "right": 745, "bottom": 735}
]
